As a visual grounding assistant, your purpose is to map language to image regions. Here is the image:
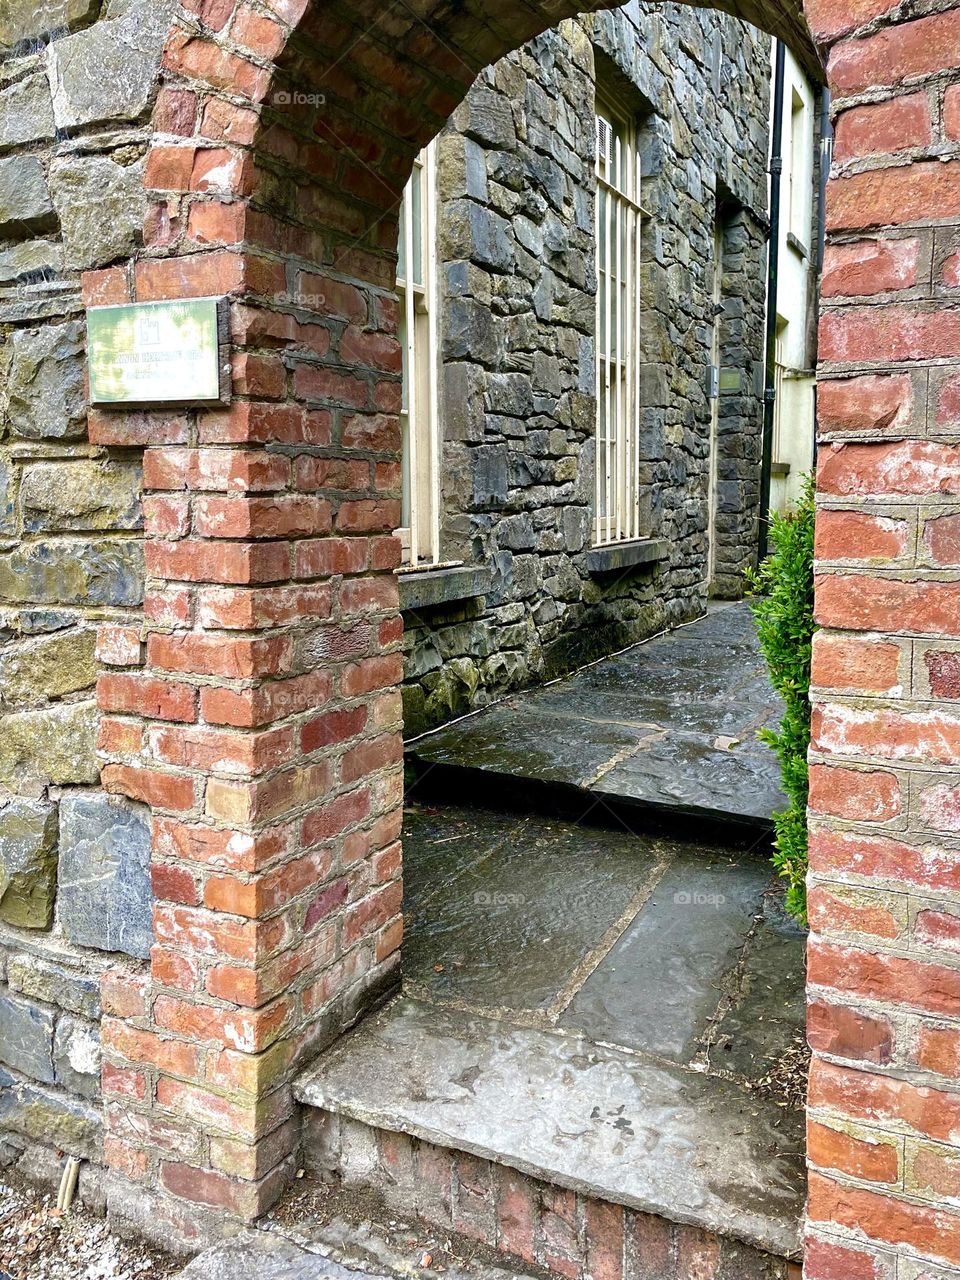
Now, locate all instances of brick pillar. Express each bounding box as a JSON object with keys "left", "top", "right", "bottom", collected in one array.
[
  {"left": 806, "top": 1, "right": 960, "bottom": 1274},
  {"left": 87, "top": 244, "right": 405, "bottom": 1230}
]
